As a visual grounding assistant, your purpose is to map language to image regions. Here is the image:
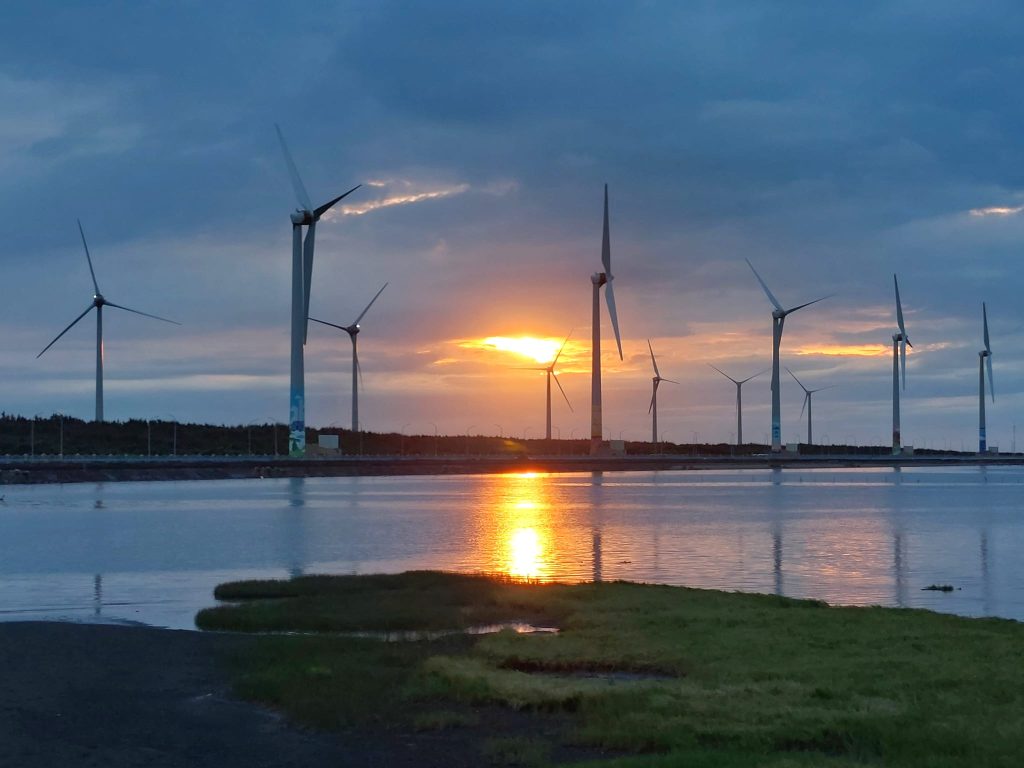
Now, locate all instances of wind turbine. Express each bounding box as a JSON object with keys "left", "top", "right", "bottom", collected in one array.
[
  {"left": 590, "top": 184, "right": 624, "bottom": 455},
  {"left": 746, "top": 259, "right": 830, "bottom": 452},
  {"left": 37, "top": 220, "right": 179, "bottom": 422},
  {"left": 786, "top": 368, "right": 834, "bottom": 446},
  {"left": 647, "top": 340, "right": 678, "bottom": 446},
  {"left": 891, "top": 274, "right": 912, "bottom": 454},
  {"left": 708, "top": 365, "right": 767, "bottom": 445},
  {"left": 979, "top": 302, "right": 995, "bottom": 453},
  {"left": 518, "top": 330, "right": 574, "bottom": 440},
  {"left": 309, "top": 282, "right": 388, "bottom": 434},
  {"left": 276, "top": 124, "right": 360, "bottom": 457}
]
